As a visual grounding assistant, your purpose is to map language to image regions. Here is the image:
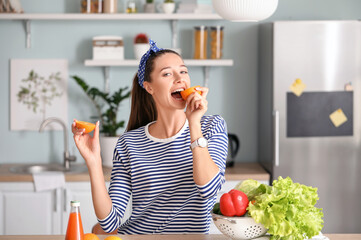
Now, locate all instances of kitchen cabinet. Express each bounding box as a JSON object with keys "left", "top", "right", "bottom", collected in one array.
[
  {"left": 0, "top": 182, "right": 61, "bottom": 235},
  {"left": 0, "top": 182, "right": 132, "bottom": 235},
  {"left": 0, "top": 163, "right": 269, "bottom": 235},
  {"left": 0, "top": 180, "right": 266, "bottom": 235}
]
